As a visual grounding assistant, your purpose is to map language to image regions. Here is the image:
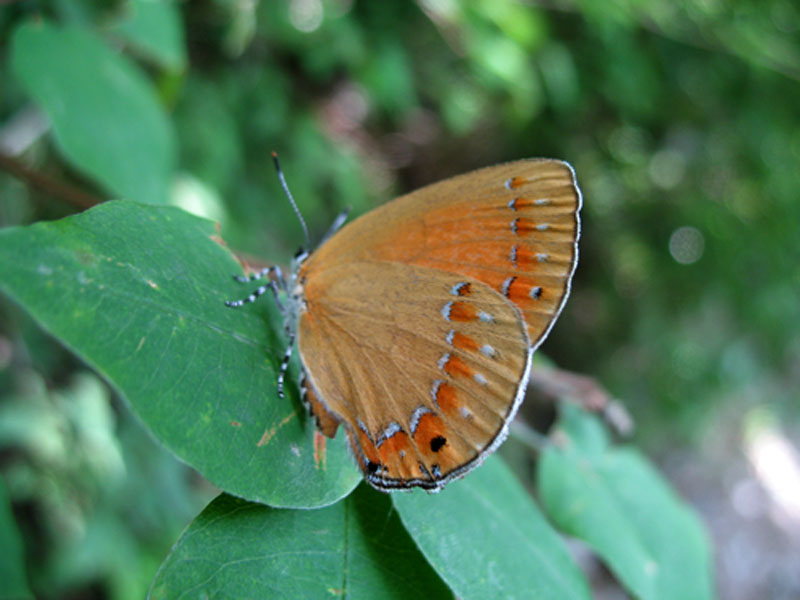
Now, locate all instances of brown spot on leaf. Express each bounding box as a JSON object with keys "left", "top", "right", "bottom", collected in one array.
[
  {"left": 257, "top": 412, "right": 296, "bottom": 446},
  {"left": 313, "top": 430, "right": 327, "bottom": 469}
]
